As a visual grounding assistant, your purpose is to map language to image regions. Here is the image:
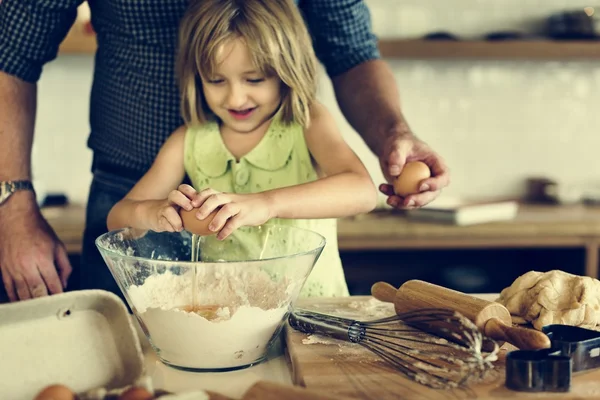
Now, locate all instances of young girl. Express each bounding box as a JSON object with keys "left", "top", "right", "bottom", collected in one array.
[{"left": 107, "top": 0, "right": 377, "bottom": 297}]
